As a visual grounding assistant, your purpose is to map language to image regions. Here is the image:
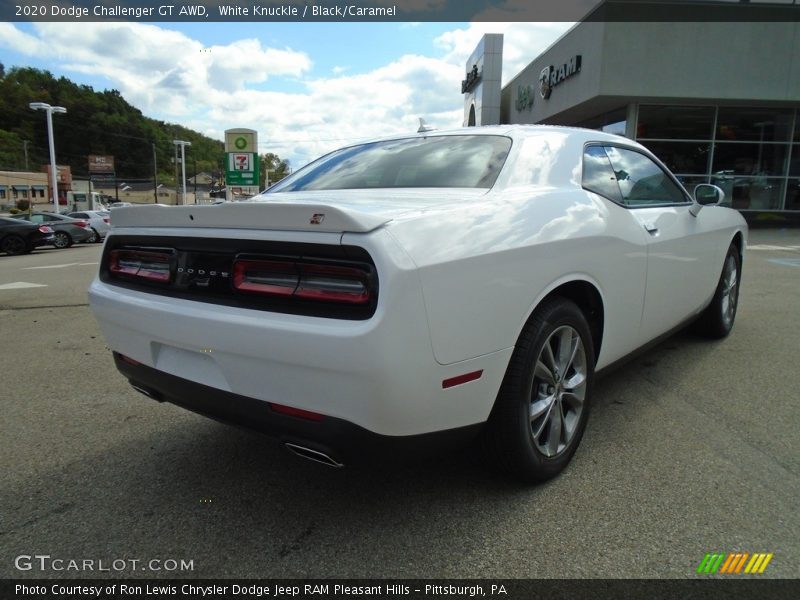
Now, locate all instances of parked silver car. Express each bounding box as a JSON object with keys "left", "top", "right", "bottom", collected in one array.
[
  {"left": 67, "top": 210, "right": 111, "bottom": 243},
  {"left": 11, "top": 212, "right": 93, "bottom": 248}
]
